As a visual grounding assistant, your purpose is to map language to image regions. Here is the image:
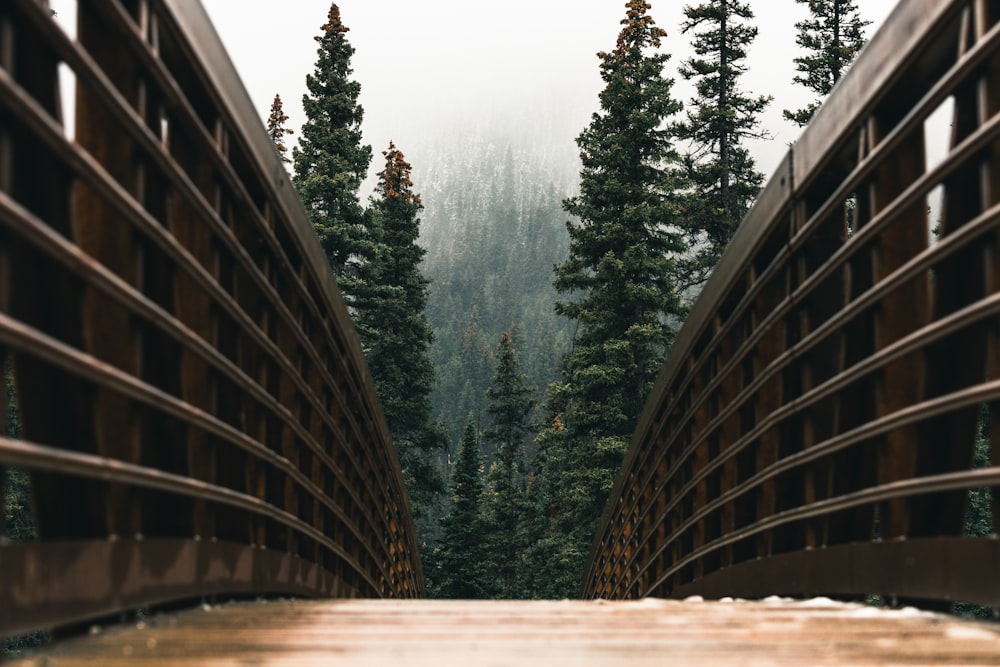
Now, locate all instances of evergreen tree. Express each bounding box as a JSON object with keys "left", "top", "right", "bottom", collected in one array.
[
  {"left": 482, "top": 332, "right": 534, "bottom": 598},
  {"left": 2, "top": 468, "right": 32, "bottom": 544},
  {"left": 784, "top": 0, "right": 869, "bottom": 127},
  {"left": 419, "top": 135, "right": 575, "bottom": 454},
  {"left": 266, "top": 94, "right": 294, "bottom": 164},
  {"left": 356, "top": 142, "right": 443, "bottom": 525},
  {"left": 3, "top": 360, "right": 32, "bottom": 544},
  {"left": 535, "top": 0, "right": 689, "bottom": 595},
  {"left": 677, "top": 0, "right": 771, "bottom": 287},
  {"left": 4, "top": 359, "right": 17, "bottom": 440},
  {"left": 292, "top": 3, "right": 372, "bottom": 286},
  {"left": 521, "top": 405, "right": 591, "bottom": 599},
  {"left": 434, "top": 422, "right": 488, "bottom": 598}
]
